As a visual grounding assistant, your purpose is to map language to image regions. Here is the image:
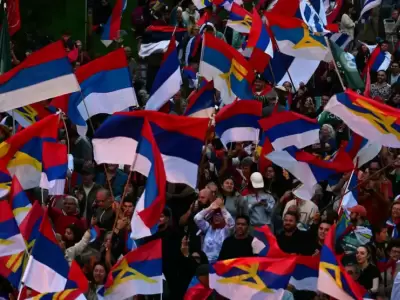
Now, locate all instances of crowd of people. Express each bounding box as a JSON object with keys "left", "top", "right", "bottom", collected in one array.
[{"left": 3, "top": 0, "right": 400, "bottom": 300}]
